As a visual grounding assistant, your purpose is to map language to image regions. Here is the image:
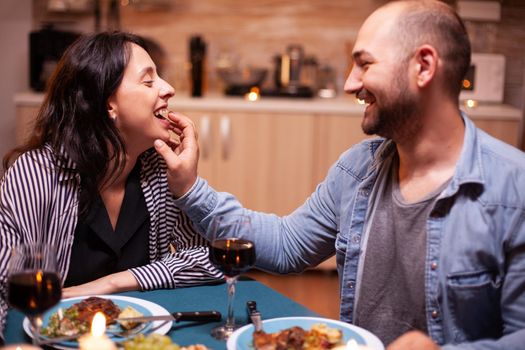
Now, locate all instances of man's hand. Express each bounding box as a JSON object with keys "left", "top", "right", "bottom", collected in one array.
[
  {"left": 62, "top": 271, "right": 139, "bottom": 298},
  {"left": 154, "top": 112, "right": 199, "bottom": 198},
  {"left": 387, "top": 331, "right": 440, "bottom": 350}
]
